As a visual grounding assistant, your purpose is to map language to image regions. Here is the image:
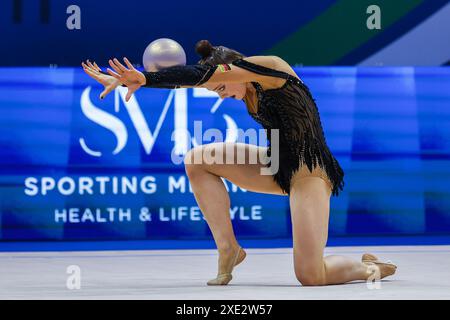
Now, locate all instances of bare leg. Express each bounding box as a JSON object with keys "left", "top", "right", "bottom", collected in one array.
[
  {"left": 289, "top": 173, "right": 372, "bottom": 286},
  {"left": 184, "top": 142, "right": 284, "bottom": 281}
]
